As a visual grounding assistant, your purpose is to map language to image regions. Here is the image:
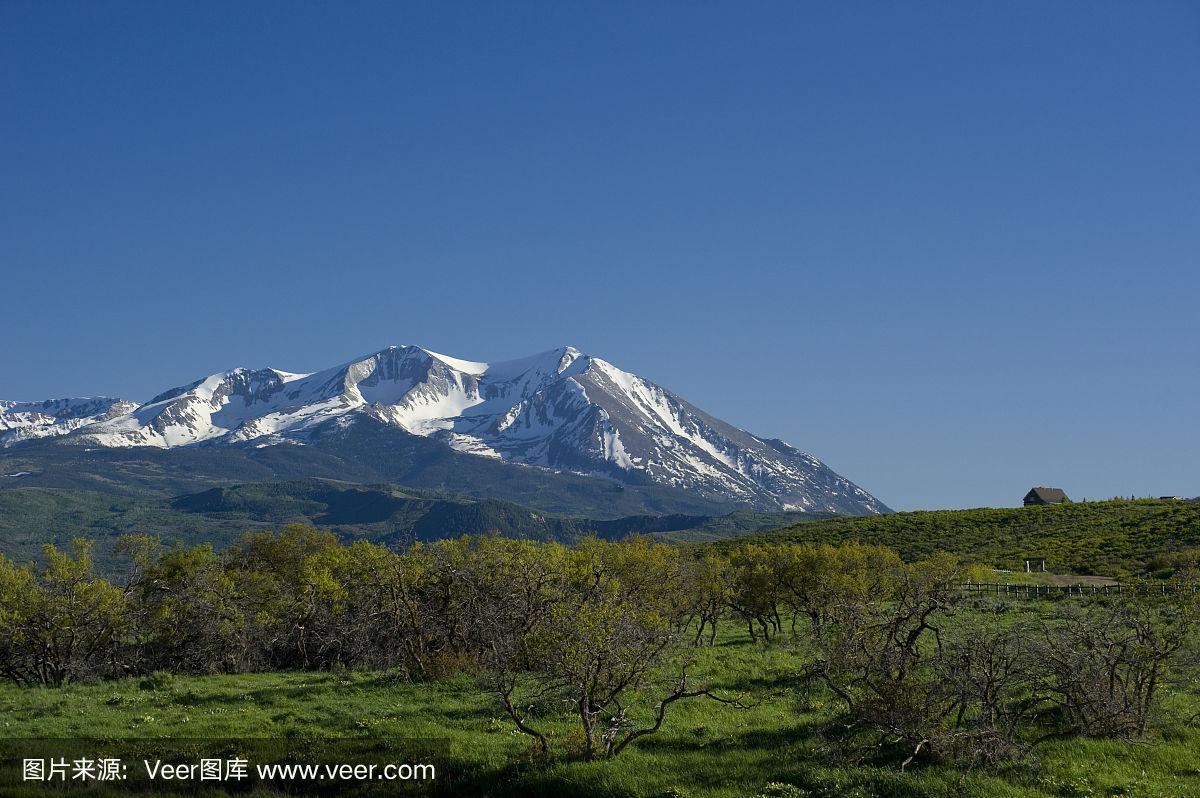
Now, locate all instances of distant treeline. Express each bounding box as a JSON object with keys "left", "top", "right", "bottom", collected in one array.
[{"left": 2, "top": 527, "right": 1198, "bottom": 767}]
